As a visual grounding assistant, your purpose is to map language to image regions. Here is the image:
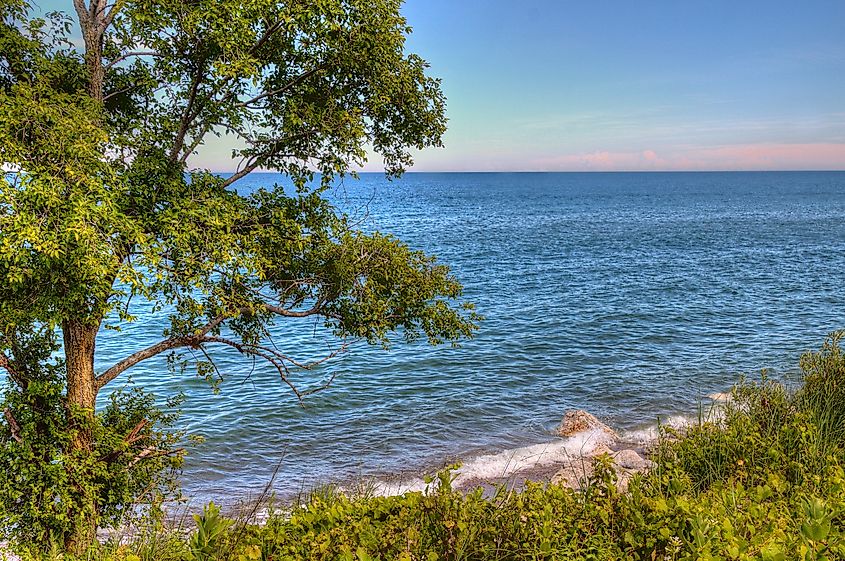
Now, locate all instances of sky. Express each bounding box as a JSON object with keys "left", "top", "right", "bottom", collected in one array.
[
  {"left": 32, "top": 0, "right": 845, "bottom": 172},
  {"left": 387, "top": 0, "right": 845, "bottom": 172}
]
